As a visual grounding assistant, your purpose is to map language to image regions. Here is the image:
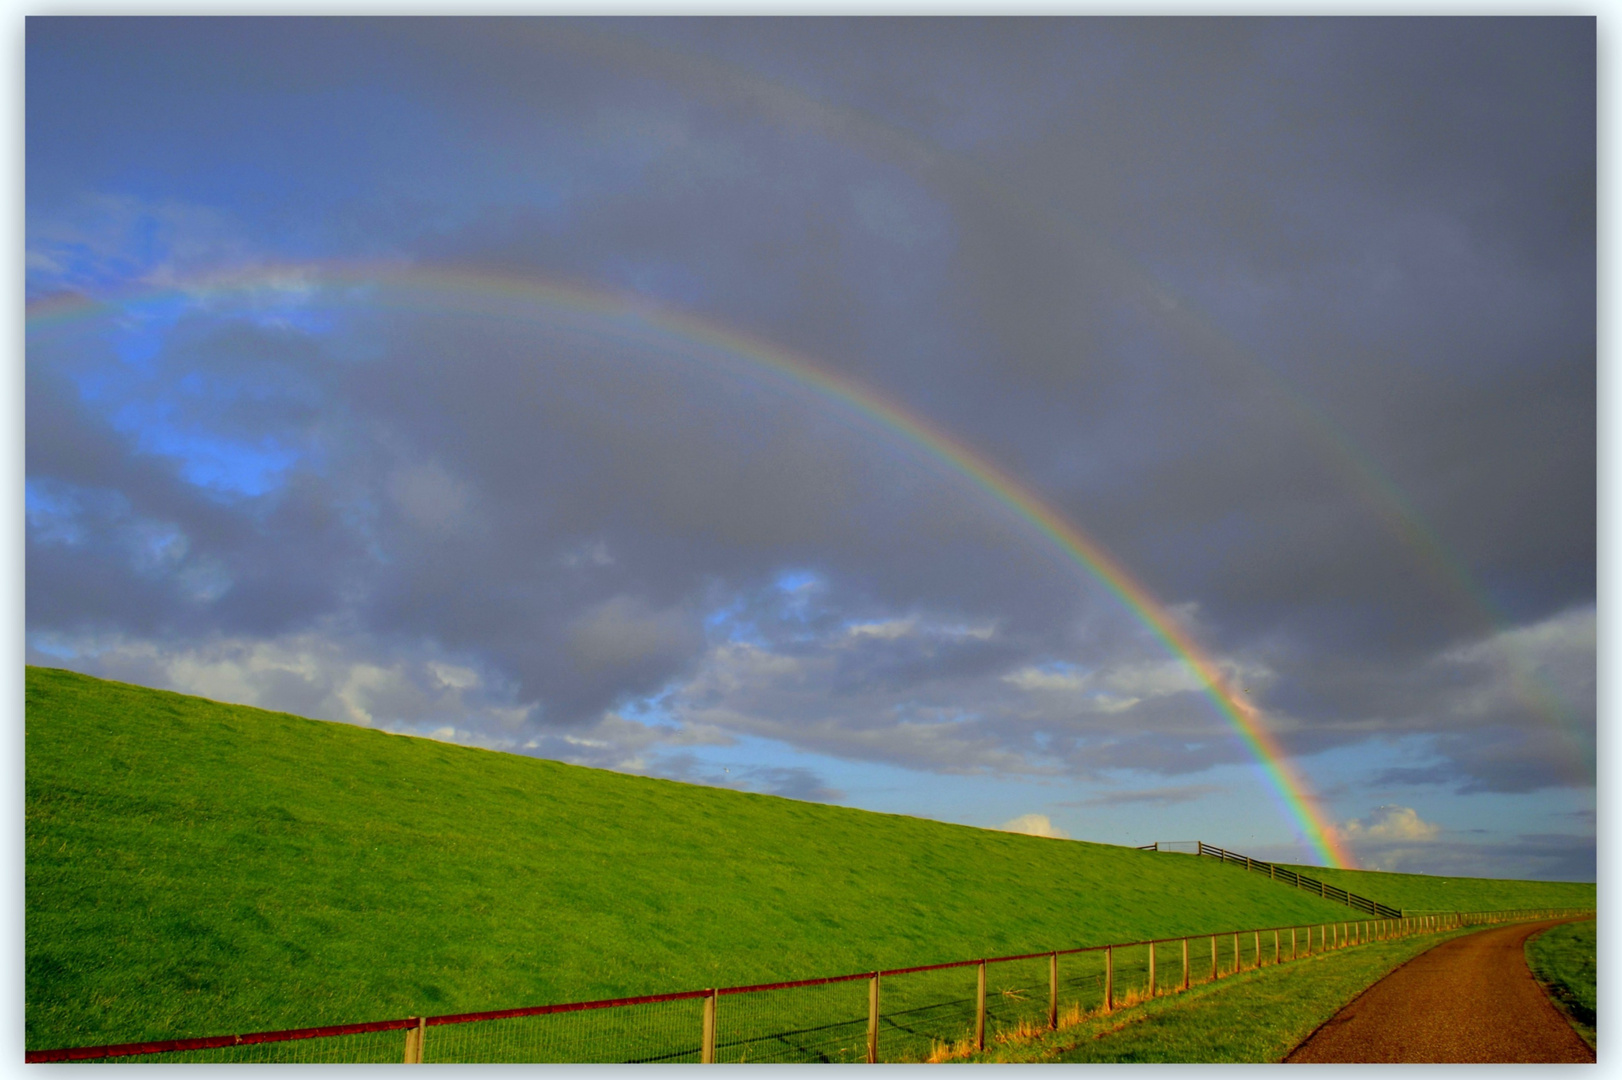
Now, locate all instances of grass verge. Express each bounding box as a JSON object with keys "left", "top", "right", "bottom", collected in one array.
[
  {"left": 948, "top": 927, "right": 1475, "bottom": 1063},
  {"left": 1526, "top": 918, "right": 1596, "bottom": 1050}
]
